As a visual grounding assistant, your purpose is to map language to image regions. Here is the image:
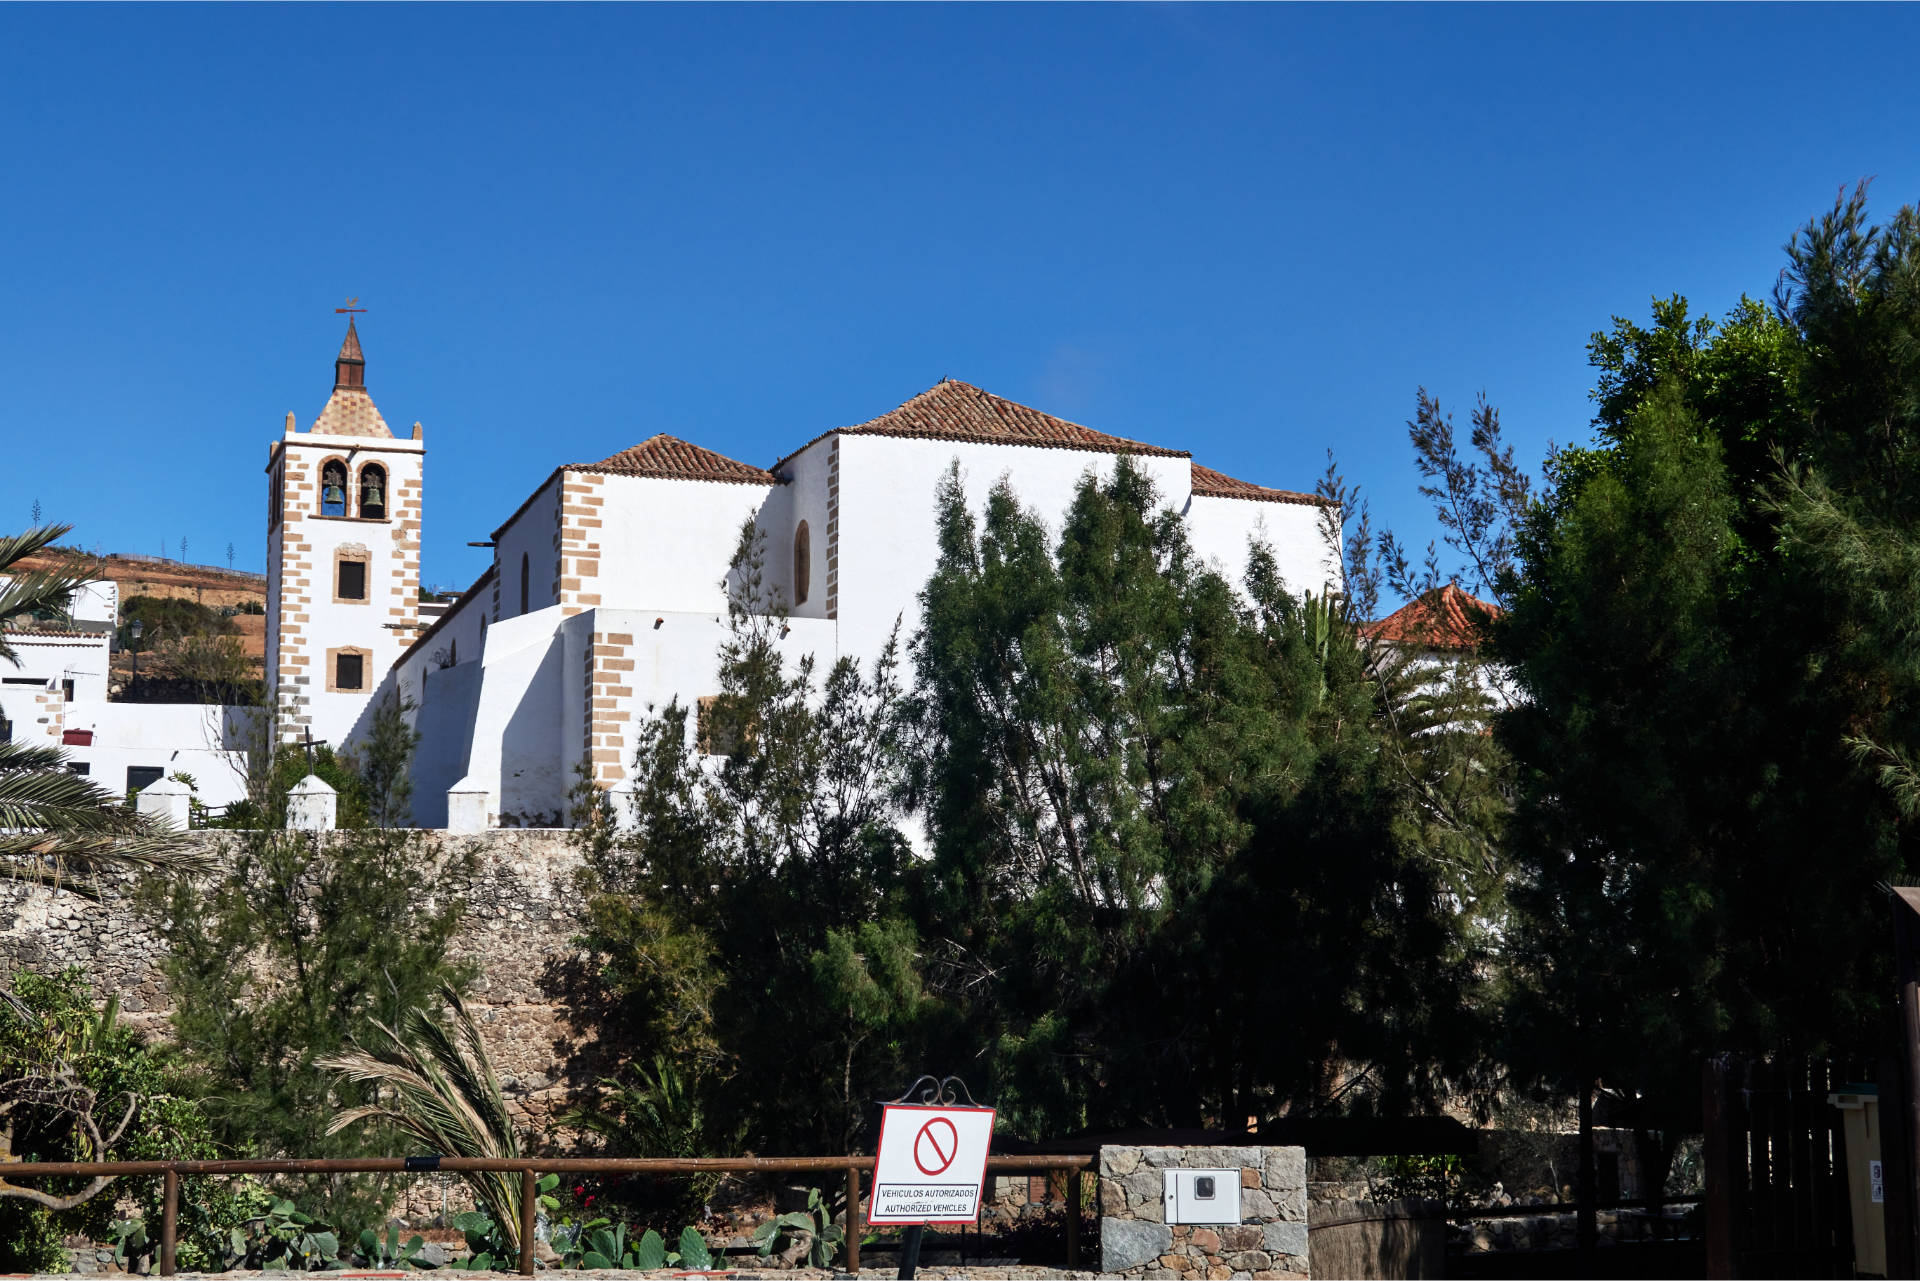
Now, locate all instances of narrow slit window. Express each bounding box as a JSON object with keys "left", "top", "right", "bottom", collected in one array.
[
  {"left": 520, "top": 553, "right": 530, "bottom": 615},
  {"left": 793, "top": 521, "right": 811, "bottom": 606}
]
